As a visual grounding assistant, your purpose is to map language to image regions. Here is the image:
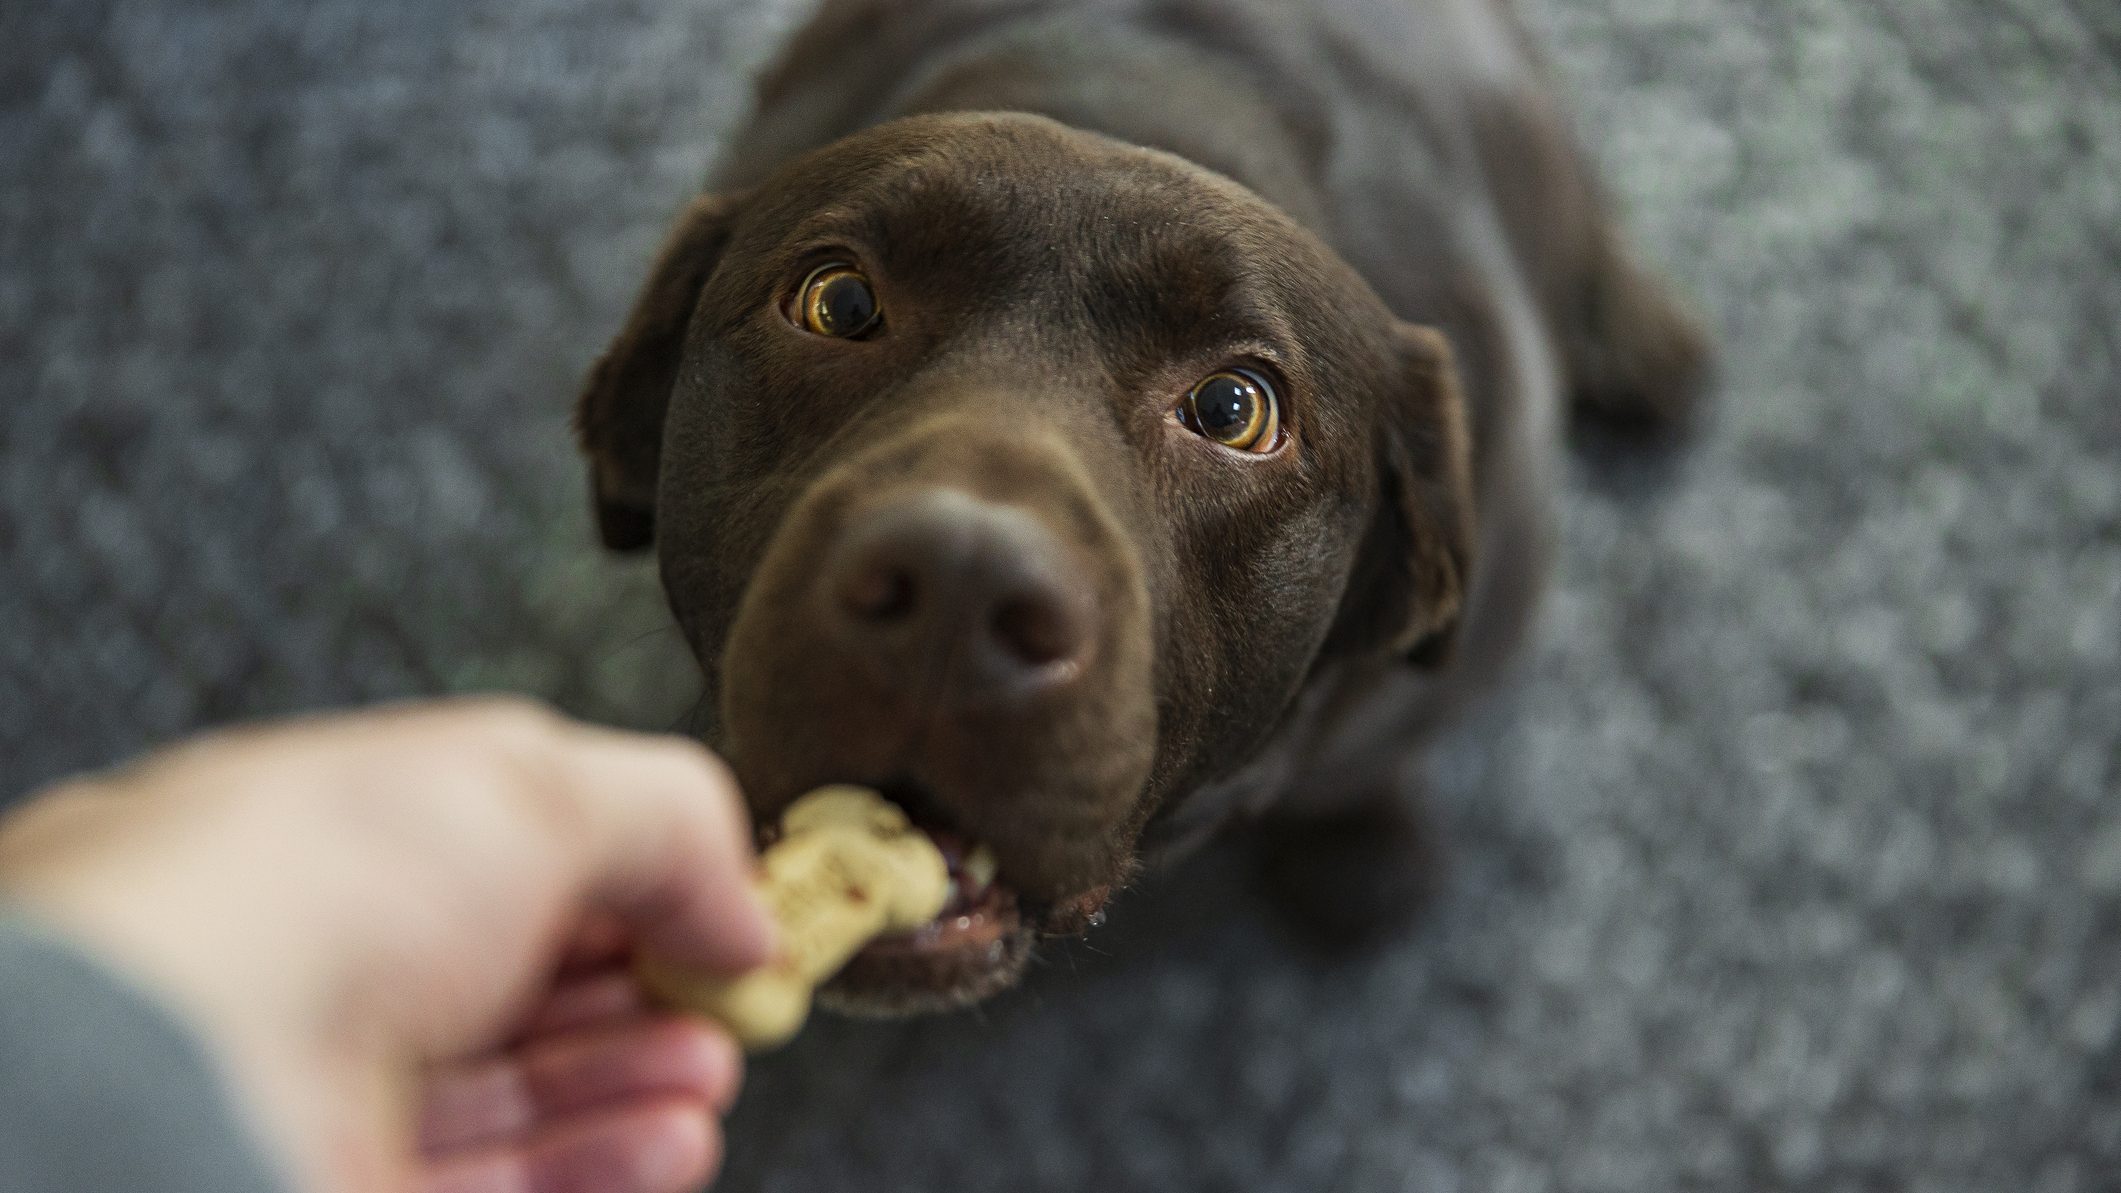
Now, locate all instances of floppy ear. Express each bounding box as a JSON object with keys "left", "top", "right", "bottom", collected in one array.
[
  {"left": 1324, "top": 322, "right": 1477, "bottom": 665},
  {"left": 575, "top": 190, "right": 748, "bottom": 551}
]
